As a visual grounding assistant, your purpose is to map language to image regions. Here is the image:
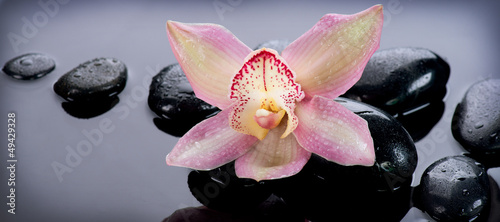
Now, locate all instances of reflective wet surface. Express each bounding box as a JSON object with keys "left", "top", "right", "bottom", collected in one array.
[{"left": 1, "top": 0, "right": 500, "bottom": 221}]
